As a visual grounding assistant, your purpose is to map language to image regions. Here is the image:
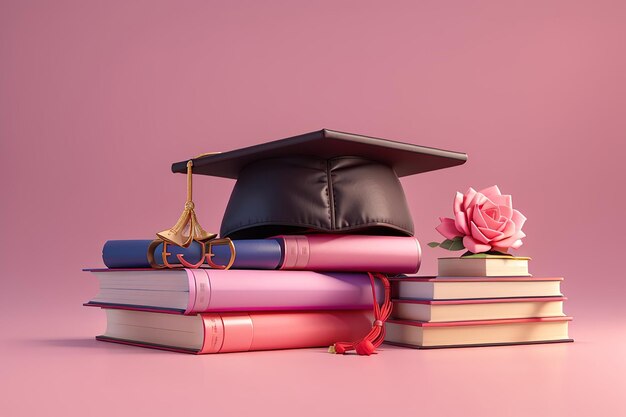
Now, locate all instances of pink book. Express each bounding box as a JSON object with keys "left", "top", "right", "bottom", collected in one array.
[
  {"left": 278, "top": 234, "right": 421, "bottom": 273},
  {"left": 85, "top": 268, "right": 380, "bottom": 314},
  {"left": 96, "top": 309, "right": 373, "bottom": 354}
]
